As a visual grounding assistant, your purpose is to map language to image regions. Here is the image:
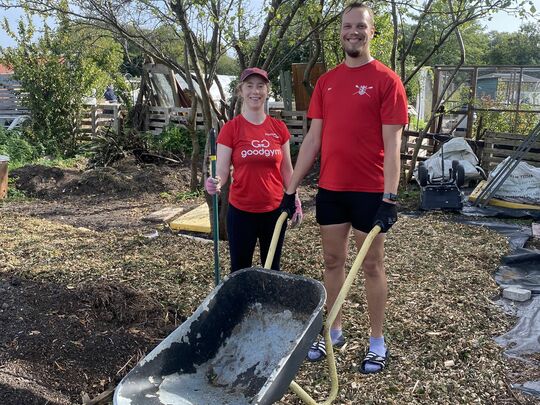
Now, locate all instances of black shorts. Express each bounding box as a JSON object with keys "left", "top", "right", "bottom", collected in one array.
[{"left": 315, "top": 188, "right": 383, "bottom": 233}]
